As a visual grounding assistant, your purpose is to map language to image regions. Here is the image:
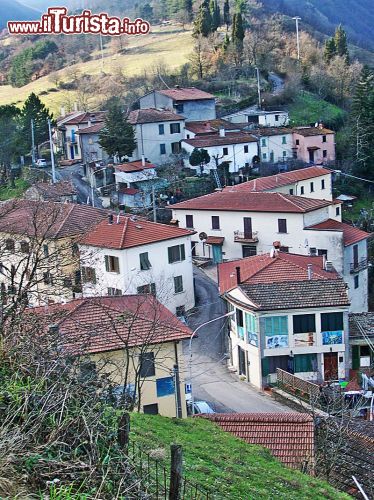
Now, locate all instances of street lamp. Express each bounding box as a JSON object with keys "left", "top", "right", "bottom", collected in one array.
[
  {"left": 292, "top": 16, "right": 301, "bottom": 60},
  {"left": 188, "top": 310, "right": 235, "bottom": 415}
]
